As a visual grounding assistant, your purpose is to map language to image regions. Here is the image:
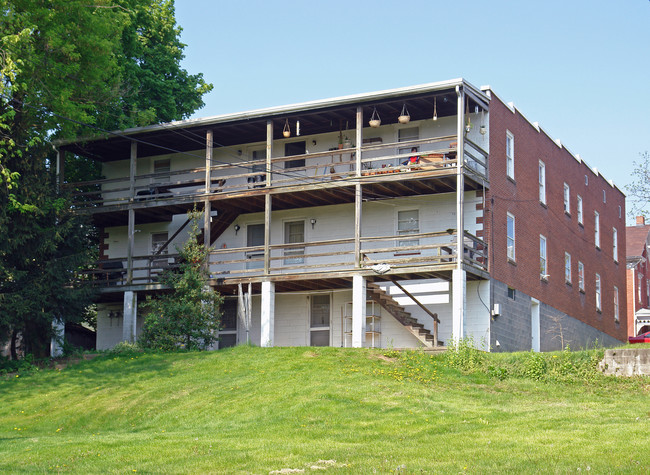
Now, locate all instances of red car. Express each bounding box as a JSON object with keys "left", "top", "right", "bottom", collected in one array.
[{"left": 628, "top": 331, "right": 650, "bottom": 344}]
